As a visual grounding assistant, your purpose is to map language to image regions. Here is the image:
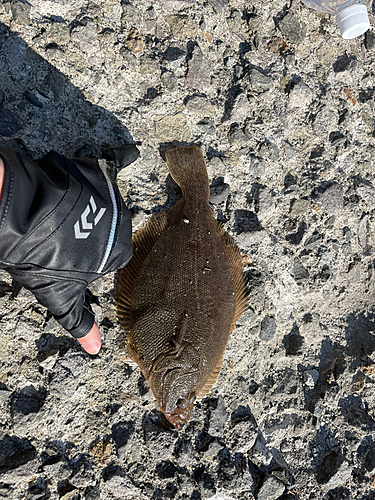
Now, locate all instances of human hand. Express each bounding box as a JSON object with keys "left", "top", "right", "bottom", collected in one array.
[{"left": 0, "top": 145, "right": 139, "bottom": 353}]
